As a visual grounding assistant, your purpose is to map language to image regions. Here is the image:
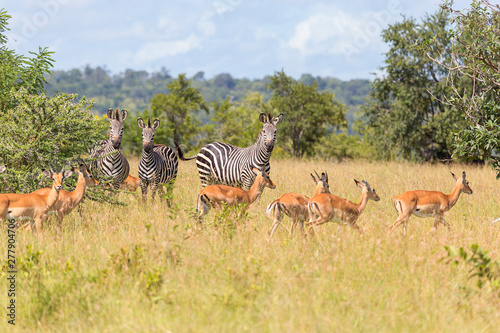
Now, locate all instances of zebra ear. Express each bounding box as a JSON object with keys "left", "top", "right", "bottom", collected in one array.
[
  {"left": 259, "top": 113, "right": 268, "bottom": 124},
  {"left": 120, "top": 109, "right": 128, "bottom": 121},
  {"left": 137, "top": 118, "right": 145, "bottom": 128},
  {"left": 272, "top": 113, "right": 283, "bottom": 126},
  {"left": 107, "top": 108, "right": 114, "bottom": 120},
  {"left": 152, "top": 119, "right": 160, "bottom": 130}
]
